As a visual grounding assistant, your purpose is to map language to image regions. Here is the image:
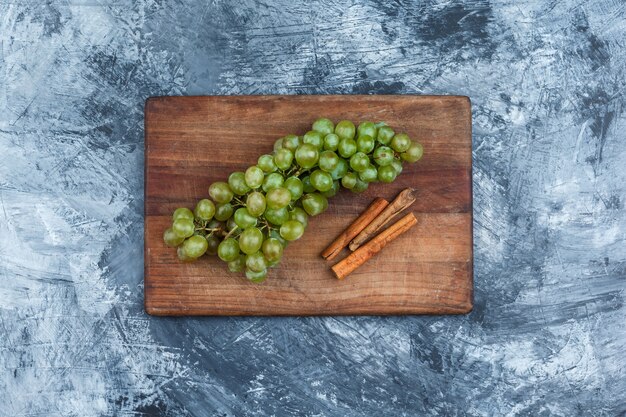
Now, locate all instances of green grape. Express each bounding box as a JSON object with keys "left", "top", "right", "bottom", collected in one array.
[
  {"left": 234, "top": 207, "right": 257, "bottom": 228},
  {"left": 209, "top": 182, "right": 233, "bottom": 204},
  {"left": 264, "top": 207, "right": 289, "bottom": 225},
  {"left": 227, "top": 217, "right": 237, "bottom": 231},
  {"left": 239, "top": 227, "right": 263, "bottom": 255},
  {"left": 289, "top": 207, "right": 309, "bottom": 228},
  {"left": 163, "top": 227, "right": 185, "bottom": 247},
  {"left": 274, "top": 138, "right": 283, "bottom": 151},
  {"left": 206, "top": 235, "right": 220, "bottom": 255},
  {"left": 357, "top": 121, "right": 377, "bottom": 139},
  {"left": 312, "top": 118, "right": 334, "bottom": 136},
  {"left": 246, "top": 268, "right": 268, "bottom": 283},
  {"left": 228, "top": 254, "right": 246, "bottom": 272},
  {"left": 246, "top": 191, "right": 266, "bottom": 217},
  {"left": 262, "top": 238, "right": 284, "bottom": 262},
  {"left": 356, "top": 135, "right": 375, "bottom": 154},
  {"left": 266, "top": 187, "right": 291, "bottom": 210},
  {"left": 246, "top": 251, "right": 267, "bottom": 272},
  {"left": 207, "top": 219, "right": 224, "bottom": 230},
  {"left": 269, "top": 229, "right": 289, "bottom": 247},
  {"left": 302, "top": 193, "right": 328, "bottom": 216},
  {"left": 228, "top": 172, "right": 251, "bottom": 195},
  {"left": 377, "top": 126, "right": 395, "bottom": 145},
  {"left": 284, "top": 176, "right": 304, "bottom": 200},
  {"left": 338, "top": 138, "right": 357, "bottom": 158},
  {"left": 329, "top": 158, "right": 349, "bottom": 180},
  {"left": 301, "top": 175, "right": 315, "bottom": 193},
  {"left": 177, "top": 246, "right": 194, "bottom": 262},
  {"left": 280, "top": 220, "right": 305, "bottom": 241},
  {"left": 359, "top": 164, "right": 378, "bottom": 183},
  {"left": 194, "top": 199, "right": 216, "bottom": 220},
  {"left": 262, "top": 172, "right": 285, "bottom": 192},
  {"left": 267, "top": 259, "right": 280, "bottom": 268},
  {"left": 274, "top": 148, "right": 294, "bottom": 170},
  {"left": 377, "top": 165, "right": 397, "bottom": 183},
  {"left": 323, "top": 133, "right": 340, "bottom": 151},
  {"left": 173, "top": 207, "right": 194, "bottom": 222},
  {"left": 349, "top": 152, "right": 370, "bottom": 173},
  {"left": 310, "top": 169, "right": 333, "bottom": 192},
  {"left": 341, "top": 172, "right": 358, "bottom": 189},
  {"left": 258, "top": 154, "right": 277, "bottom": 173},
  {"left": 172, "top": 218, "right": 195, "bottom": 238},
  {"left": 335, "top": 120, "right": 356, "bottom": 140},
  {"left": 373, "top": 146, "right": 394, "bottom": 166},
  {"left": 295, "top": 143, "right": 319, "bottom": 169},
  {"left": 401, "top": 141, "right": 423, "bottom": 162},
  {"left": 303, "top": 130, "right": 324, "bottom": 149},
  {"left": 322, "top": 180, "right": 340, "bottom": 198},
  {"left": 245, "top": 166, "right": 264, "bottom": 189},
  {"left": 214, "top": 203, "right": 233, "bottom": 221},
  {"left": 352, "top": 177, "right": 369, "bottom": 193},
  {"left": 282, "top": 134, "right": 301, "bottom": 152},
  {"left": 390, "top": 159, "right": 403, "bottom": 175},
  {"left": 318, "top": 150, "right": 340, "bottom": 172},
  {"left": 391, "top": 133, "right": 411, "bottom": 152},
  {"left": 218, "top": 238, "right": 240, "bottom": 262},
  {"left": 183, "top": 235, "right": 209, "bottom": 258}
]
